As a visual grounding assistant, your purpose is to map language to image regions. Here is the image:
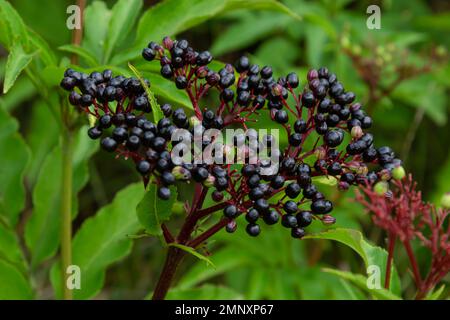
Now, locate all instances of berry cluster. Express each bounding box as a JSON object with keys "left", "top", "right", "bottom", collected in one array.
[{"left": 61, "top": 36, "right": 402, "bottom": 240}]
